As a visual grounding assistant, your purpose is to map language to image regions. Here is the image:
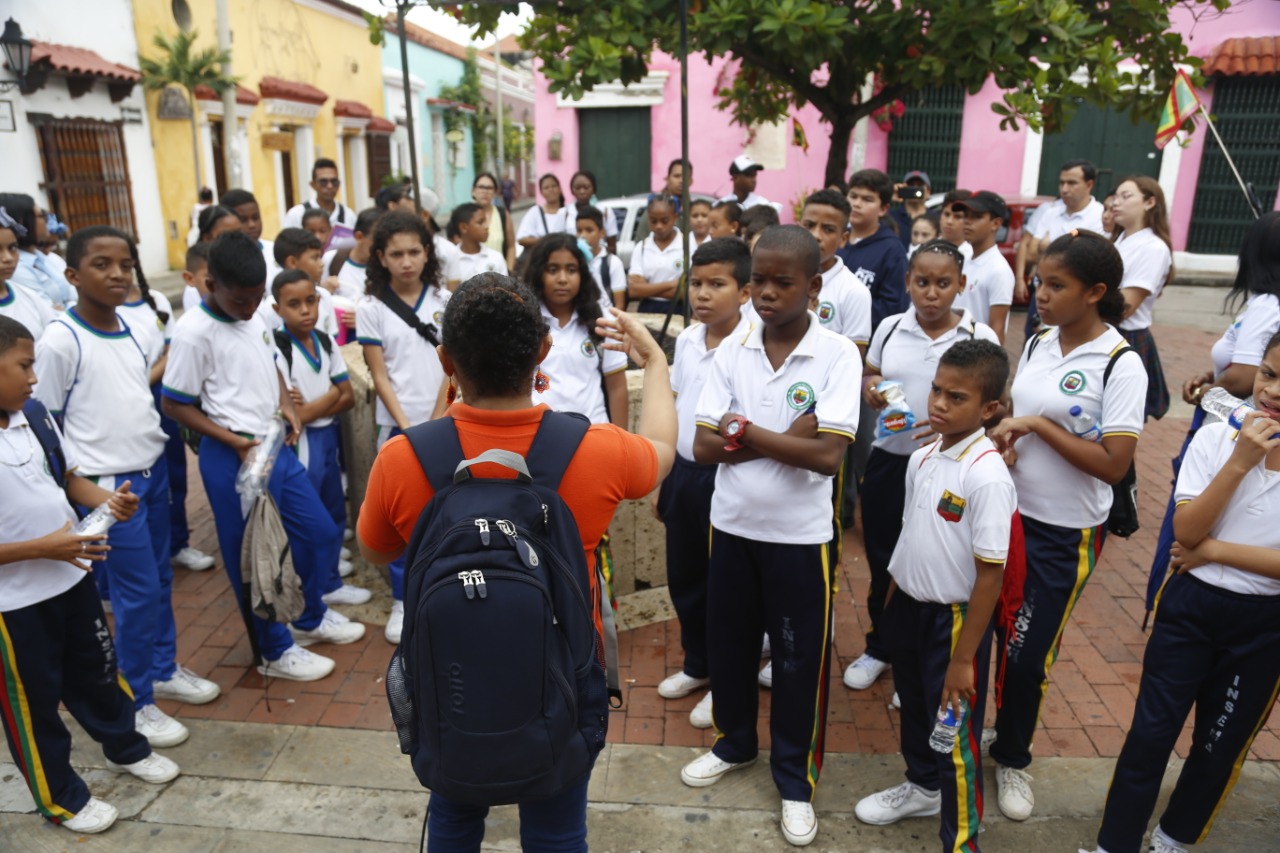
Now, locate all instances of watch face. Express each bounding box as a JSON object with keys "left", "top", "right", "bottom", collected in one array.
[{"left": 725, "top": 419, "right": 743, "bottom": 438}]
